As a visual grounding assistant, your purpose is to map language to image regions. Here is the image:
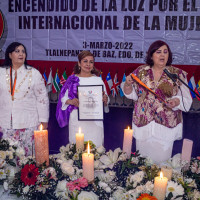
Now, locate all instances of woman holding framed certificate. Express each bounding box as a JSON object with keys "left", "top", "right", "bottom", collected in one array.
[{"left": 56, "top": 51, "right": 109, "bottom": 147}]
